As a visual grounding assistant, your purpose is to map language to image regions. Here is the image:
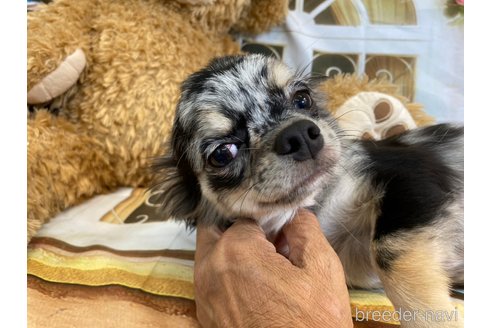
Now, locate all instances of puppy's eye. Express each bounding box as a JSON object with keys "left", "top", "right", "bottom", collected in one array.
[
  {"left": 292, "top": 91, "right": 312, "bottom": 109},
  {"left": 209, "top": 144, "right": 239, "bottom": 167}
]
